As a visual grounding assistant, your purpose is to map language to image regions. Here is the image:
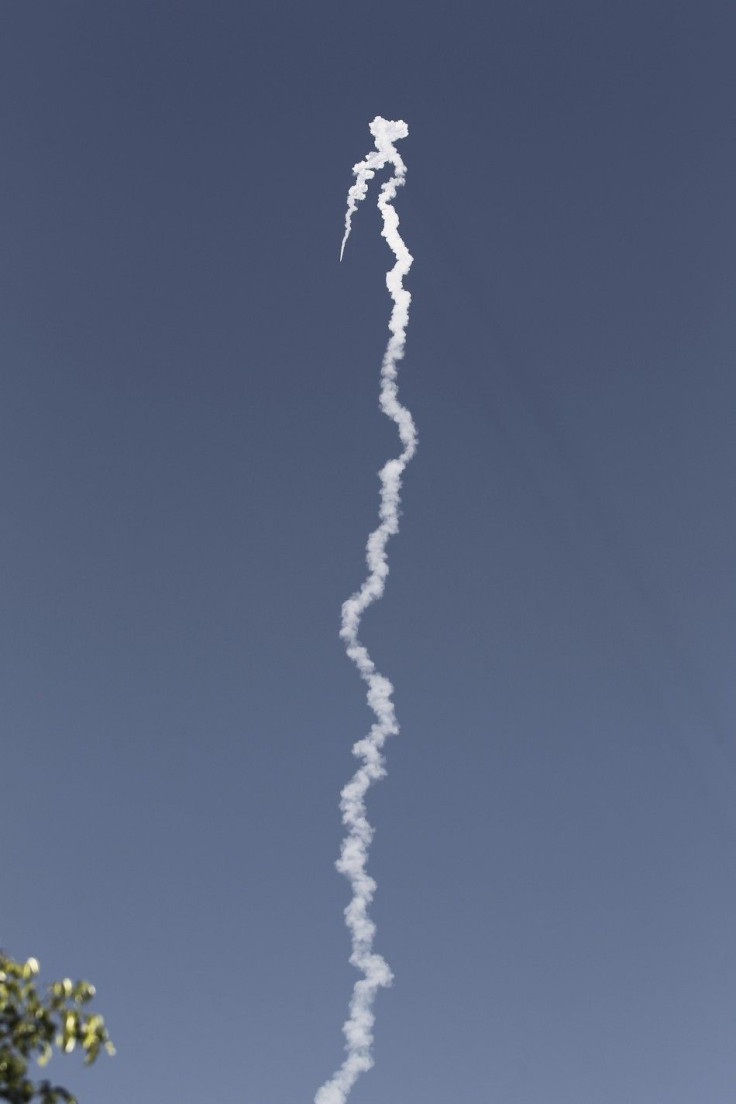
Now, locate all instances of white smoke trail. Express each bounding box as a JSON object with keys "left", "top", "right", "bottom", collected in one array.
[{"left": 314, "top": 117, "right": 415, "bottom": 1104}]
